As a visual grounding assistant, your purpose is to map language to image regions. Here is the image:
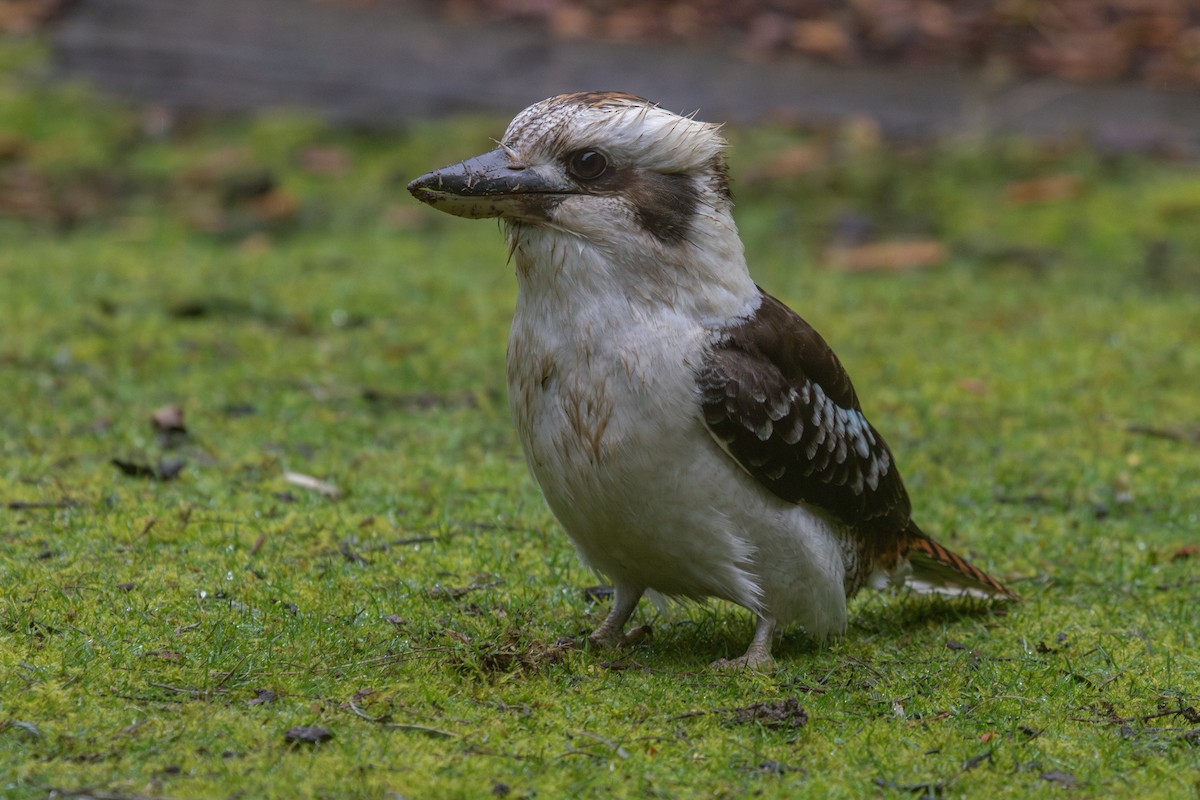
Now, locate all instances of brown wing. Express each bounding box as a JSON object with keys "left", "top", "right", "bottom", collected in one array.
[{"left": 698, "top": 290, "right": 911, "bottom": 536}]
